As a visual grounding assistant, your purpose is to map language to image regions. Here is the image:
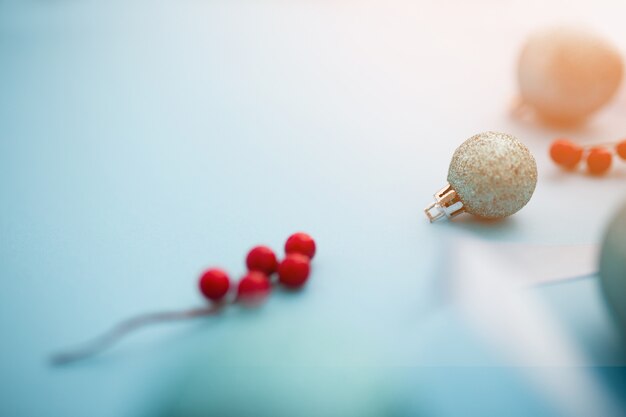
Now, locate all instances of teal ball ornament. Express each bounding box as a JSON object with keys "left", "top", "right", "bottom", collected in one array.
[{"left": 599, "top": 202, "right": 626, "bottom": 331}]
